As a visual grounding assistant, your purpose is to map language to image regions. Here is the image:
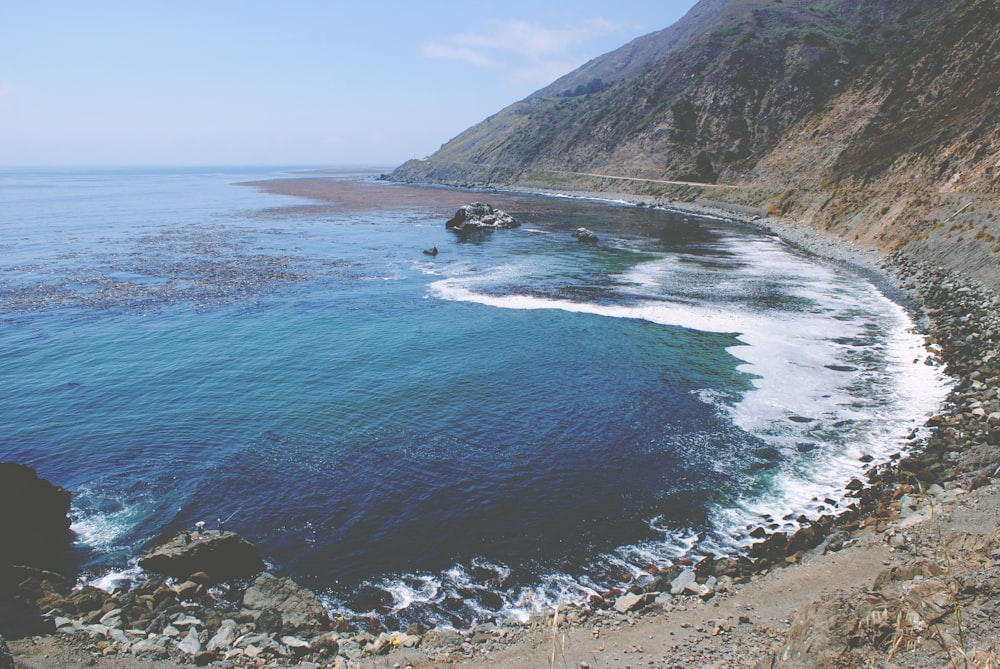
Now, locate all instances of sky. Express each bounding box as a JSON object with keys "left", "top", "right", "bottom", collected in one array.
[{"left": 0, "top": 1, "right": 698, "bottom": 167}]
